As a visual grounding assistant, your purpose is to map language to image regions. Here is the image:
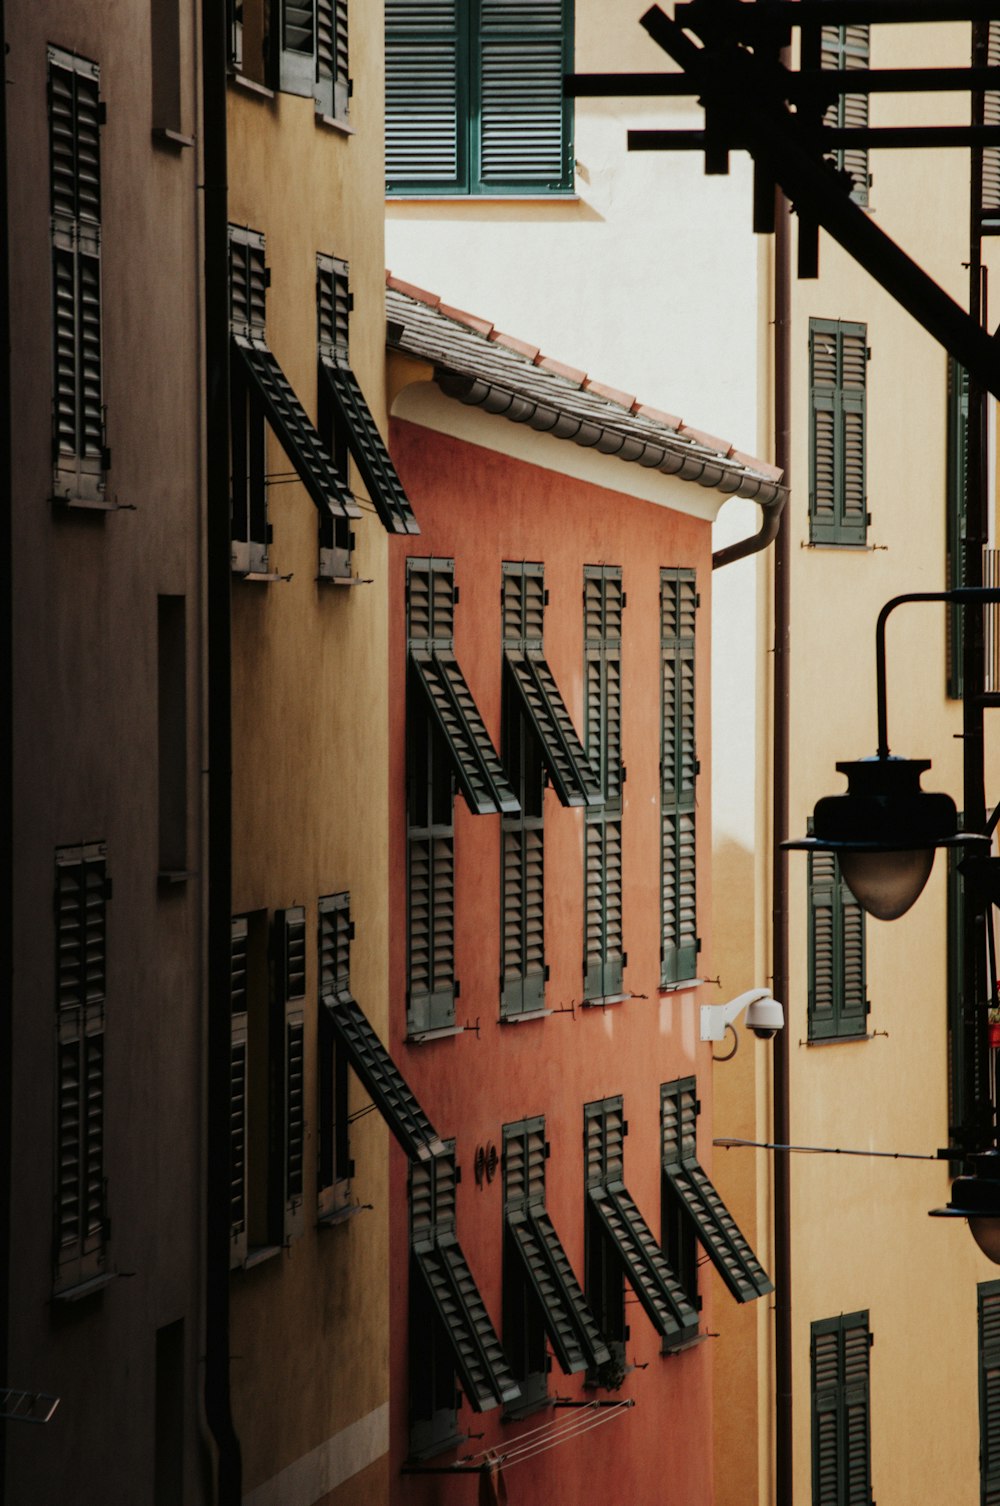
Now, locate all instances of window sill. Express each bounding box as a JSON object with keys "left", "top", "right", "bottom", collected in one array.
[
  {"left": 503, "top": 1393, "right": 553, "bottom": 1423},
  {"left": 406, "top": 1024, "right": 465, "bottom": 1045},
  {"left": 662, "top": 1329, "right": 711, "bottom": 1356},
  {"left": 803, "top": 1031, "right": 873, "bottom": 1047},
  {"left": 316, "top": 111, "right": 354, "bottom": 136},
  {"left": 403, "top": 1430, "right": 466, "bottom": 1466},
  {"left": 158, "top": 868, "right": 195, "bottom": 886},
  {"left": 230, "top": 73, "right": 275, "bottom": 100},
  {"left": 234, "top": 570, "right": 284, "bottom": 583},
  {"left": 51, "top": 493, "right": 114, "bottom": 512},
  {"left": 580, "top": 992, "right": 632, "bottom": 1010},
  {"left": 319, "top": 573, "right": 372, "bottom": 587},
  {"left": 387, "top": 193, "right": 580, "bottom": 204},
  {"left": 242, "top": 1243, "right": 282, "bottom": 1270},
  {"left": 500, "top": 1008, "right": 552, "bottom": 1024},
  {"left": 151, "top": 126, "right": 195, "bottom": 150},
  {"left": 52, "top": 1270, "right": 117, "bottom": 1303},
  {"left": 659, "top": 978, "right": 705, "bottom": 994},
  {"left": 317, "top": 1202, "right": 367, "bottom": 1229}
]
